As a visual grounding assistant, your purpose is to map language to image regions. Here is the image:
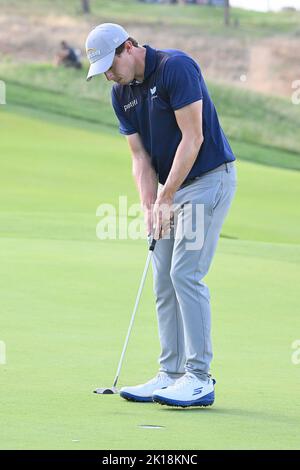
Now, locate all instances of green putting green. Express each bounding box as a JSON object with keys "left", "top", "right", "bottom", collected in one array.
[{"left": 0, "top": 110, "right": 300, "bottom": 449}]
